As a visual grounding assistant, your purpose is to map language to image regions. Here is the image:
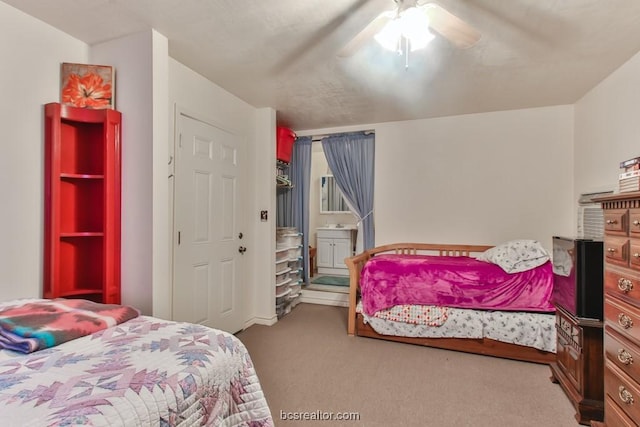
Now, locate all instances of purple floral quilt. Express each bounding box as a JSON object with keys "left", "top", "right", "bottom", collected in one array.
[
  {"left": 360, "top": 254, "right": 554, "bottom": 316},
  {"left": 0, "top": 300, "right": 273, "bottom": 426}
]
